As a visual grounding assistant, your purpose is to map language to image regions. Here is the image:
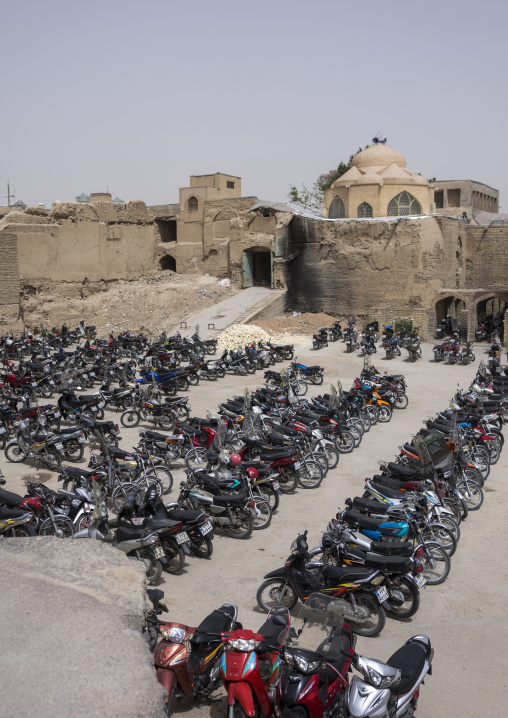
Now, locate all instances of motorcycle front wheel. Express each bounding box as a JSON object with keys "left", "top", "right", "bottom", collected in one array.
[
  {"left": 385, "top": 577, "right": 420, "bottom": 619},
  {"left": 39, "top": 515, "right": 75, "bottom": 538},
  {"left": 120, "top": 409, "right": 140, "bottom": 428},
  {"left": 420, "top": 542, "right": 451, "bottom": 585},
  {"left": 64, "top": 440, "right": 84, "bottom": 462},
  {"left": 278, "top": 466, "right": 298, "bottom": 493},
  {"left": 185, "top": 447, "right": 207, "bottom": 470},
  {"left": 5, "top": 443, "right": 27, "bottom": 462},
  {"left": 394, "top": 393, "right": 409, "bottom": 409},
  {"left": 348, "top": 591, "right": 386, "bottom": 637},
  {"left": 296, "top": 459, "right": 323, "bottom": 489},
  {"left": 250, "top": 499, "right": 272, "bottom": 530},
  {"left": 378, "top": 405, "right": 393, "bottom": 422},
  {"left": 256, "top": 579, "right": 298, "bottom": 612}
]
